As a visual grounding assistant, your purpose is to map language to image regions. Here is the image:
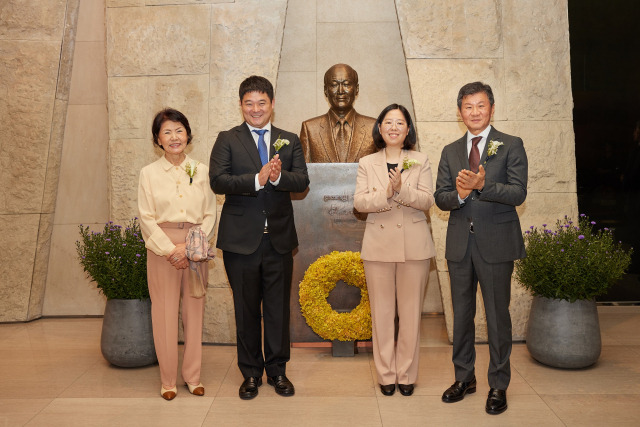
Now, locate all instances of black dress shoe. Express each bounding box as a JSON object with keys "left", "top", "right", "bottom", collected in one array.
[
  {"left": 485, "top": 388, "right": 507, "bottom": 415},
  {"left": 441, "top": 376, "right": 477, "bottom": 402},
  {"left": 267, "top": 375, "right": 295, "bottom": 396},
  {"left": 398, "top": 384, "right": 414, "bottom": 396},
  {"left": 380, "top": 384, "right": 395, "bottom": 396},
  {"left": 239, "top": 376, "right": 262, "bottom": 400}
]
